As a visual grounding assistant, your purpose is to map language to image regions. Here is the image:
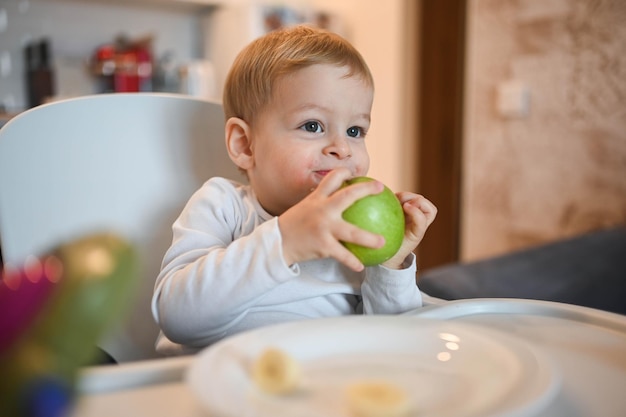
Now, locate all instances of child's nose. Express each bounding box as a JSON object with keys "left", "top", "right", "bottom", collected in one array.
[{"left": 324, "top": 135, "right": 352, "bottom": 159}]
